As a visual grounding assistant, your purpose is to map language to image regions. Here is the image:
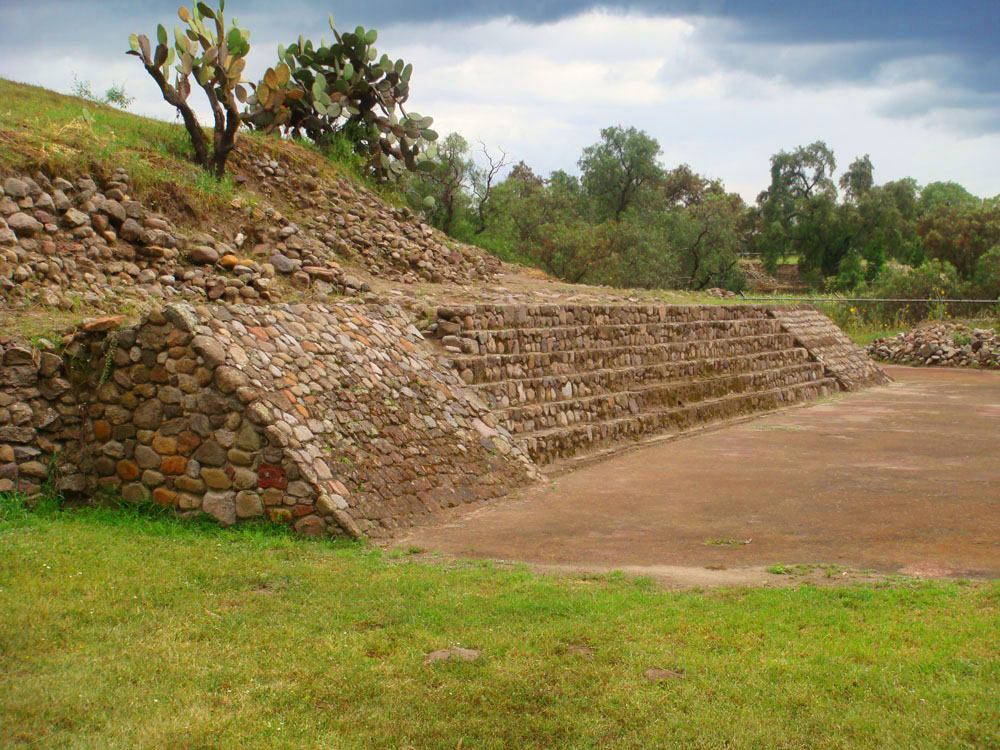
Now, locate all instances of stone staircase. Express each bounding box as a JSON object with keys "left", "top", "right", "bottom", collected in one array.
[{"left": 433, "top": 304, "right": 841, "bottom": 465}]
